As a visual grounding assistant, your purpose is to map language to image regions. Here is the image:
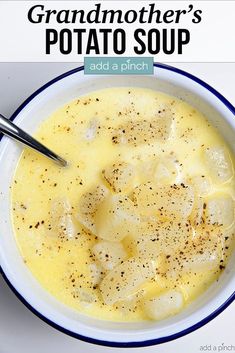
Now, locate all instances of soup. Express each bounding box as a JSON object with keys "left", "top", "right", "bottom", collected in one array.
[{"left": 11, "top": 88, "right": 235, "bottom": 322}]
